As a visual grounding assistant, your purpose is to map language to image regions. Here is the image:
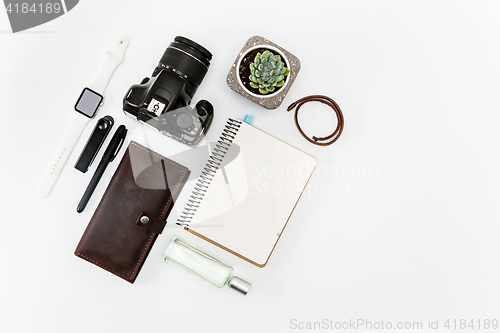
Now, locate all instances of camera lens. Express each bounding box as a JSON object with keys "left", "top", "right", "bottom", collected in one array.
[{"left": 158, "top": 36, "right": 212, "bottom": 89}]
